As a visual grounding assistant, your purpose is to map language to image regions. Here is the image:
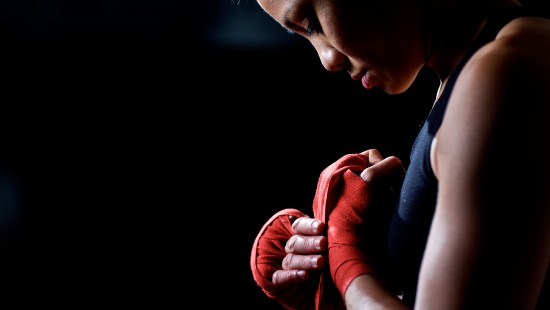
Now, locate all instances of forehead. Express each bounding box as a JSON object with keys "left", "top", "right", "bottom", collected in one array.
[{"left": 257, "top": 0, "right": 295, "bottom": 24}]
